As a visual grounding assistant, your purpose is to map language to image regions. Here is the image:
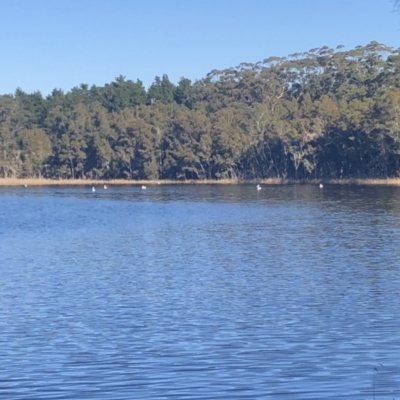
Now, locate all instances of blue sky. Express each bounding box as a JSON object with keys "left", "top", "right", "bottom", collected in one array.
[{"left": 0, "top": 0, "right": 398, "bottom": 96}]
